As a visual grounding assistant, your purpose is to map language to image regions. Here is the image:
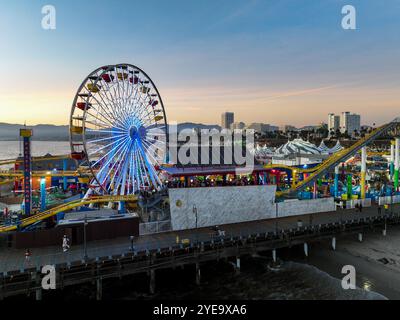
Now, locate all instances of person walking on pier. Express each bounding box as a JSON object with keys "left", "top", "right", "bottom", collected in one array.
[
  {"left": 62, "top": 235, "right": 70, "bottom": 253},
  {"left": 25, "top": 249, "right": 32, "bottom": 266},
  {"left": 129, "top": 236, "right": 135, "bottom": 252}
]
